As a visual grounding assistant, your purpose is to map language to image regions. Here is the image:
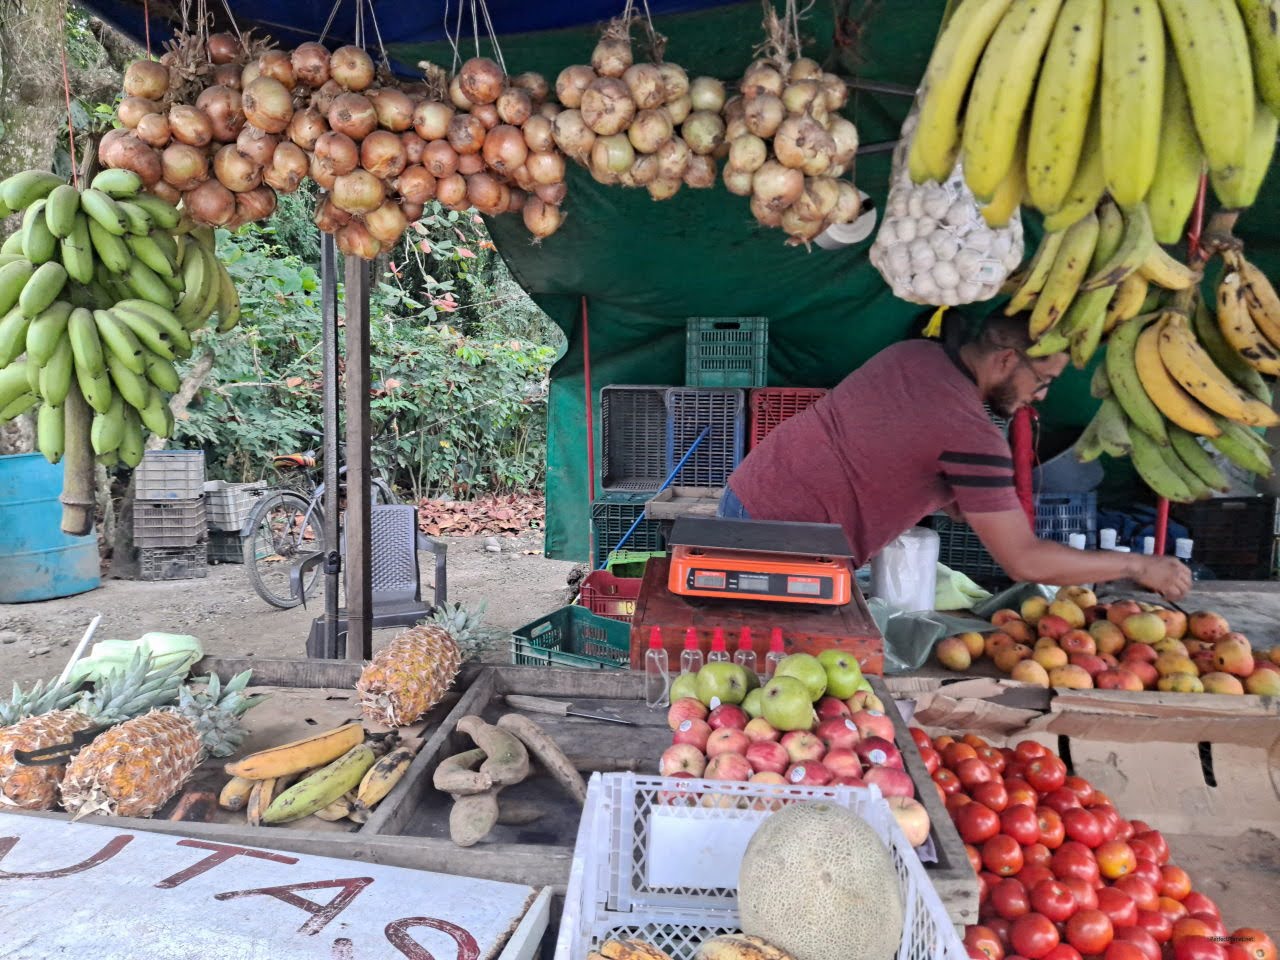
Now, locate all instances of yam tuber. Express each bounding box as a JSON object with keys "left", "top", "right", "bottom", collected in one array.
[
  {"left": 496, "top": 713, "right": 588, "bottom": 804},
  {"left": 433, "top": 747, "right": 492, "bottom": 795},
  {"left": 449, "top": 789, "right": 500, "bottom": 847},
  {"left": 495, "top": 801, "right": 546, "bottom": 826},
  {"left": 456, "top": 715, "right": 530, "bottom": 786}
]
